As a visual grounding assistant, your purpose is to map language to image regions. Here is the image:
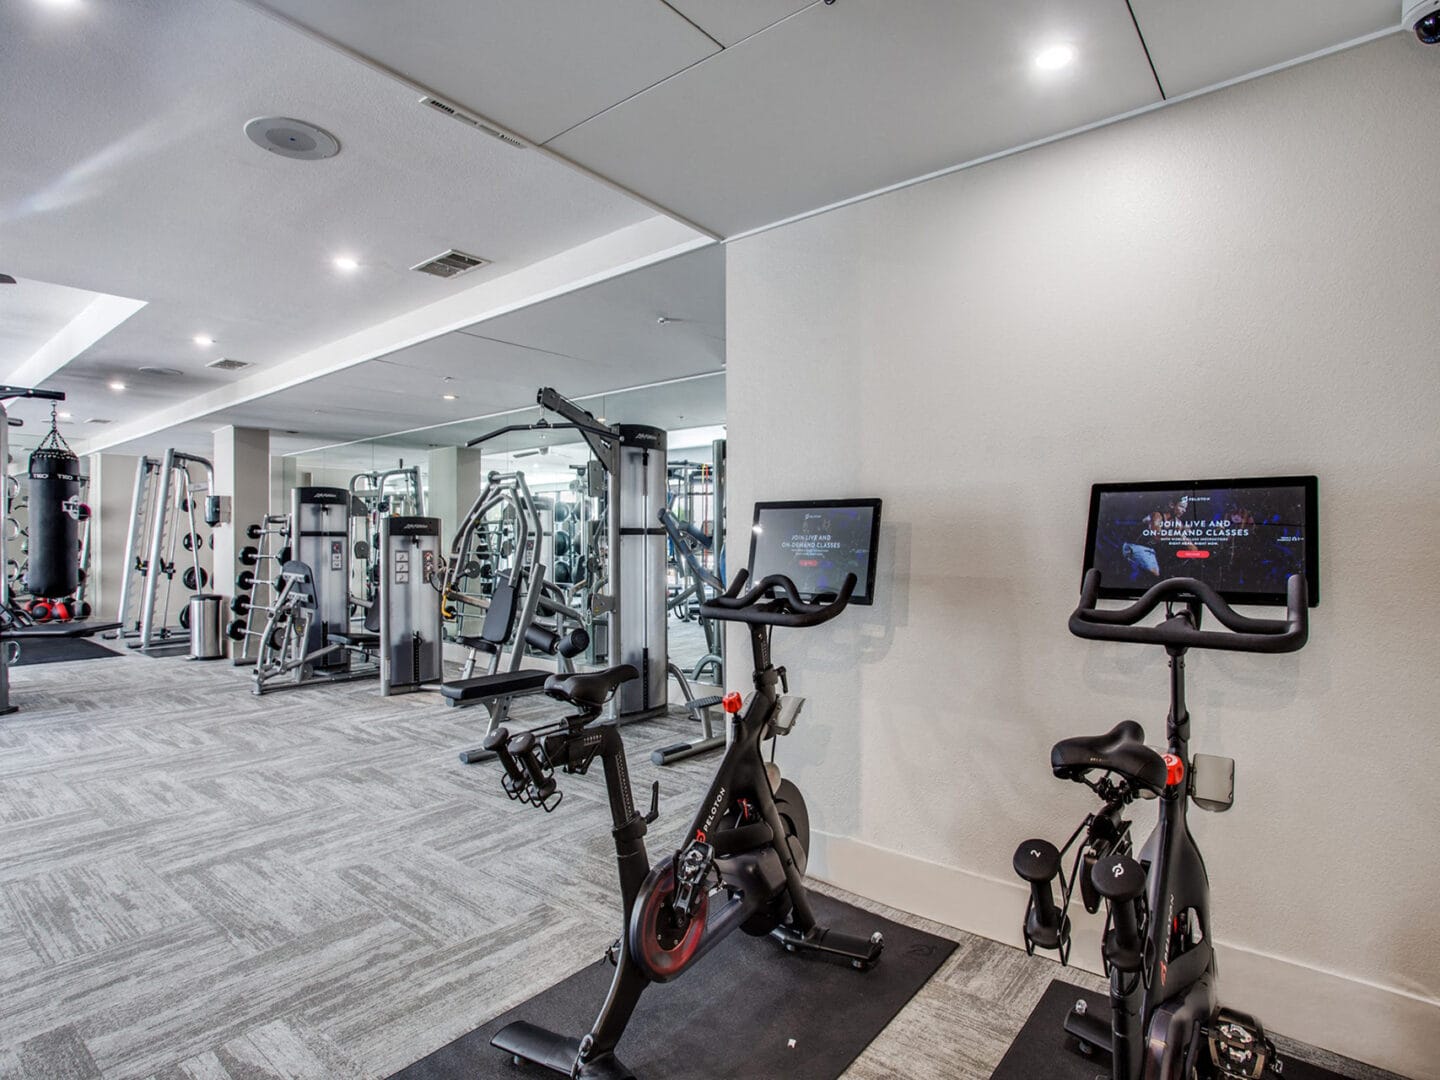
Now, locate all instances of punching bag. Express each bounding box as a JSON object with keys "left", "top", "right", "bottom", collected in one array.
[{"left": 26, "top": 410, "right": 81, "bottom": 599}]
